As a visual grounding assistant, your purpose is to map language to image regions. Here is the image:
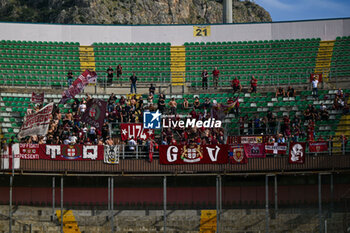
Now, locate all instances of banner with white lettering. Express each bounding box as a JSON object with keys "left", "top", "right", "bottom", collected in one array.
[
  {"left": 31, "top": 92, "right": 44, "bottom": 104},
  {"left": 1, "top": 144, "right": 20, "bottom": 170},
  {"left": 265, "top": 143, "right": 287, "bottom": 155},
  {"left": 104, "top": 145, "right": 120, "bottom": 164},
  {"left": 159, "top": 145, "right": 228, "bottom": 164},
  {"left": 240, "top": 136, "right": 263, "bottom": 144},
  {"left": 309, "top": 141, "right": 328, "bottom": 153},
  {"left": 18, "top": 103, "right": 54, "bottom": 139},
  {"left": 120, "top": 123, "right": 154, "bottom": 141},
  {"left": 39, "top": 145, "right": 104, "bottom": 160},
  {"left": 19, "top": 144, "right": 40, "bottom": 159}
]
